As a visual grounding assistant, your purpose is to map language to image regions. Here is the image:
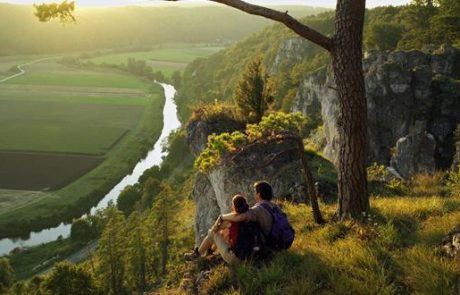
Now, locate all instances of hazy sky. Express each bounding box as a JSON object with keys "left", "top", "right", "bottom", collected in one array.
[{"left": 2, "top": 0, "right": 411, "bottom": 8}]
